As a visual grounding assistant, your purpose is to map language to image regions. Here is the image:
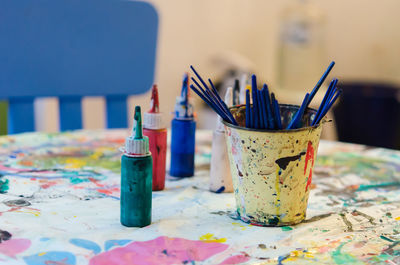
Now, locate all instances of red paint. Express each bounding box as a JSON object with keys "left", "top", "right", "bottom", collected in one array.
[
  {"left": 304, "top": 141, "right": 315, "bottom": 191},
  {"left": 149, "top": 85, "right": 159, "bottom": 113},
  {"left": 143, "top": 84, "right": 167, "bottom": 191},
  {"left": 143, "top": 128, "right": 167, "bottom": 191},
  {"left": 40, "top": 181, "right": 57, "bottom": 189}
]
